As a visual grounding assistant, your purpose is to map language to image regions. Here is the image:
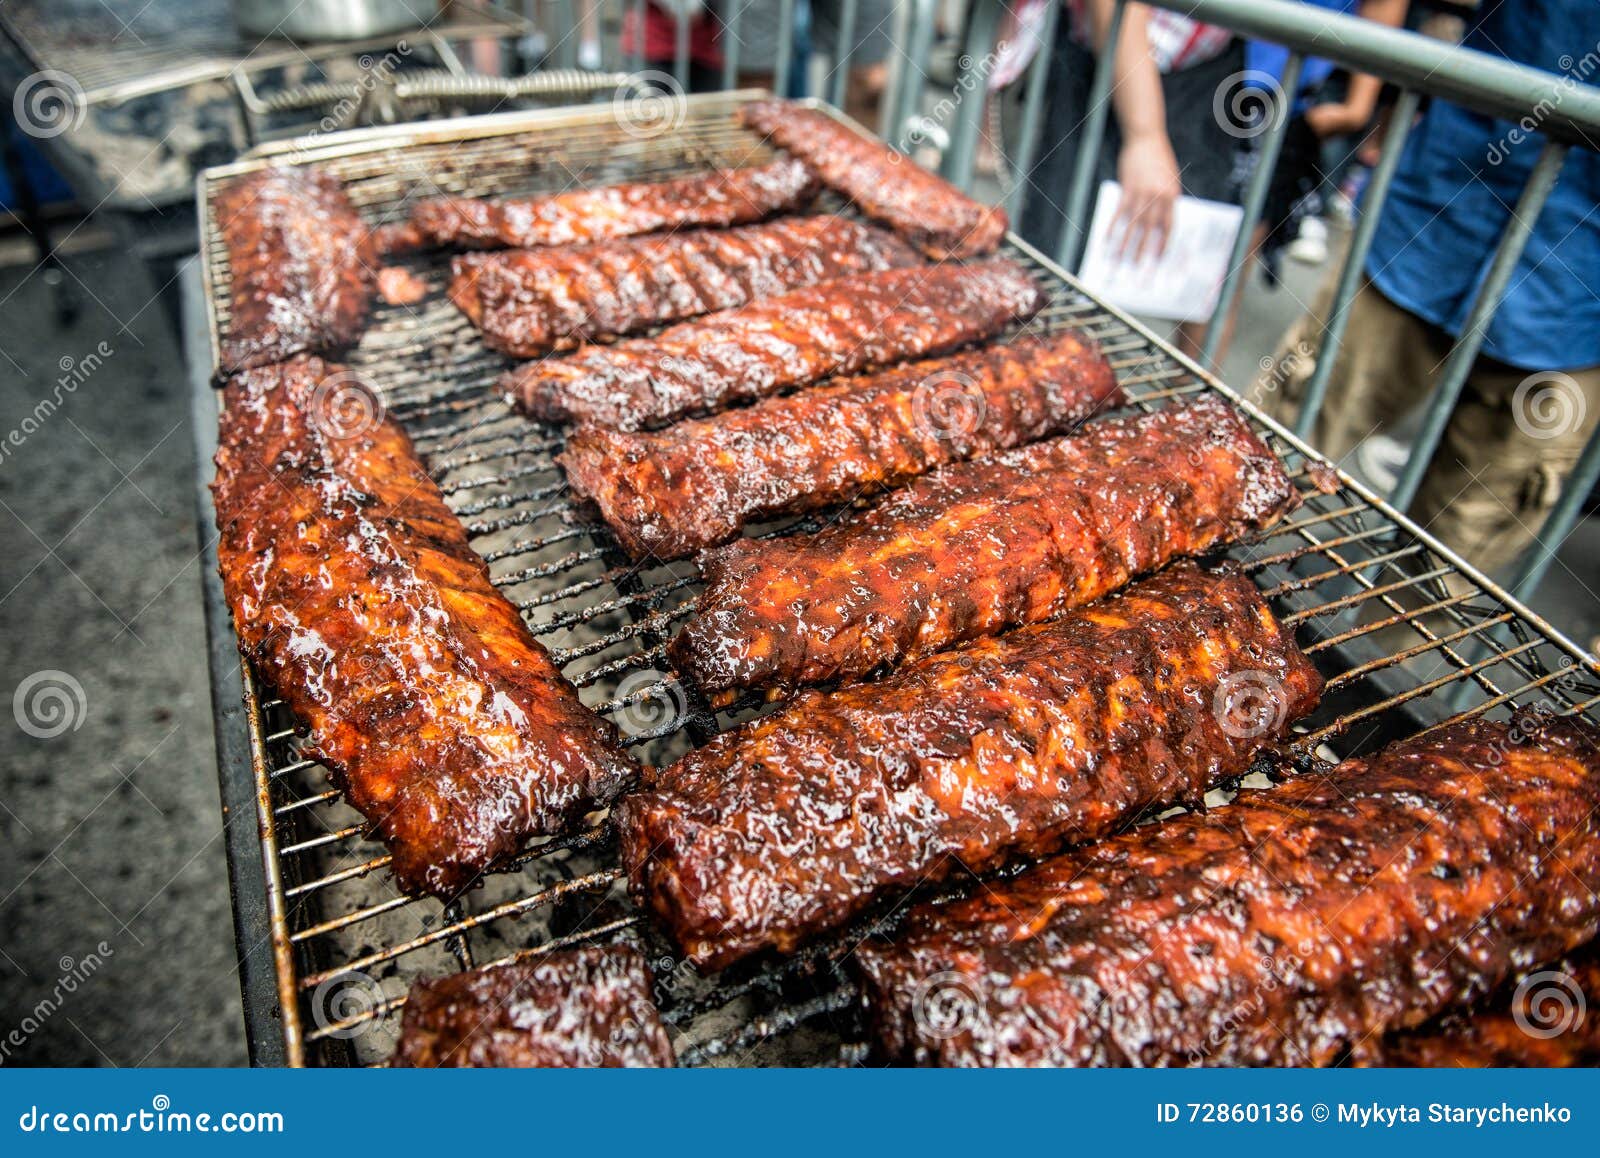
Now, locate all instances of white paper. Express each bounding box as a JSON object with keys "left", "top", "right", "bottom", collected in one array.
[{"left": 1075, "top": 181, "right": 1245, "bottom": 323}]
